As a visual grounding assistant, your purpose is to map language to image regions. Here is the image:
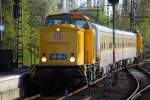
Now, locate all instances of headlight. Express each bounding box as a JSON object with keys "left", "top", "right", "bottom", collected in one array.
[
  {"left": 41, "top": 57, "right": 47, "bottom": 63},
  {"left": 70, "top": 57, "right": 75, "bottom": 63}
]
